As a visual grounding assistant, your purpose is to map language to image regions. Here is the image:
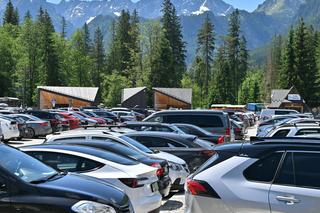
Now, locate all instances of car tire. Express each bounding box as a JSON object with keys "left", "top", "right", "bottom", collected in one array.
[{"left": 26, "top": 128, "right": 35, "bottom": 138}]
